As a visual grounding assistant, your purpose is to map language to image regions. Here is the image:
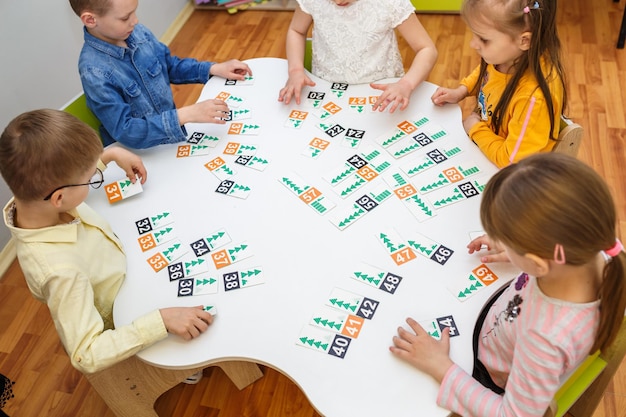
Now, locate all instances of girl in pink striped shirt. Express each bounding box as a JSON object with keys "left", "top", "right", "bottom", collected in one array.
[{"left": 391, "top": 153, "right": 626, "bottom": 416}]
